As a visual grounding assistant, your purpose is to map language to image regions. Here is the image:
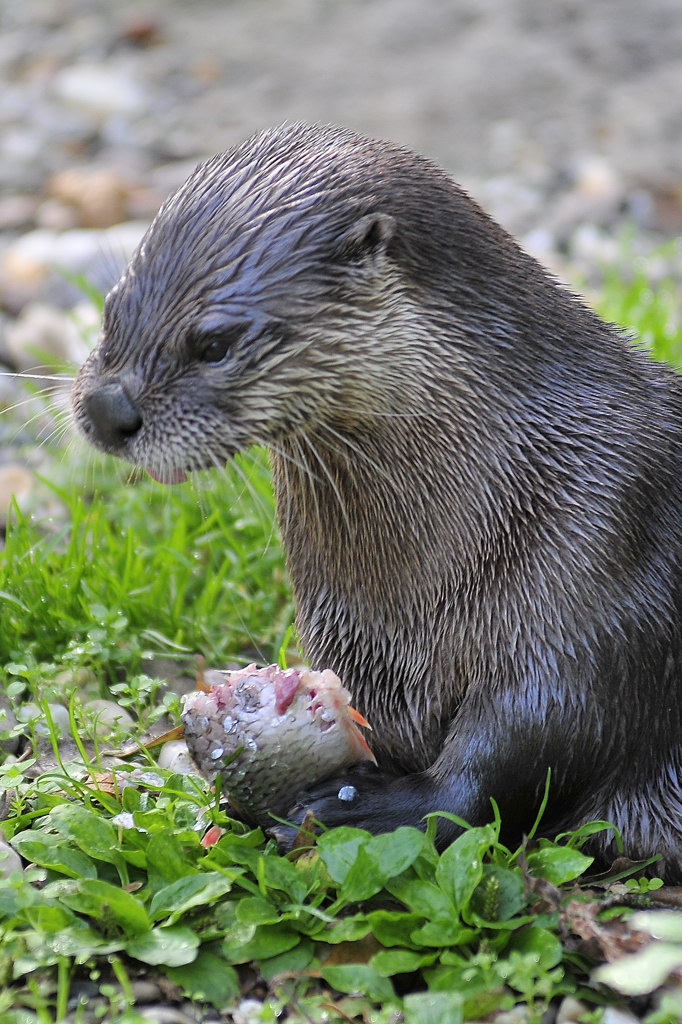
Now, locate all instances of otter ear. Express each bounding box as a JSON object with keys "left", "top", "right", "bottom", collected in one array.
[{"left": 337, "top": 213, "right": 396, "bottom": 263}]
